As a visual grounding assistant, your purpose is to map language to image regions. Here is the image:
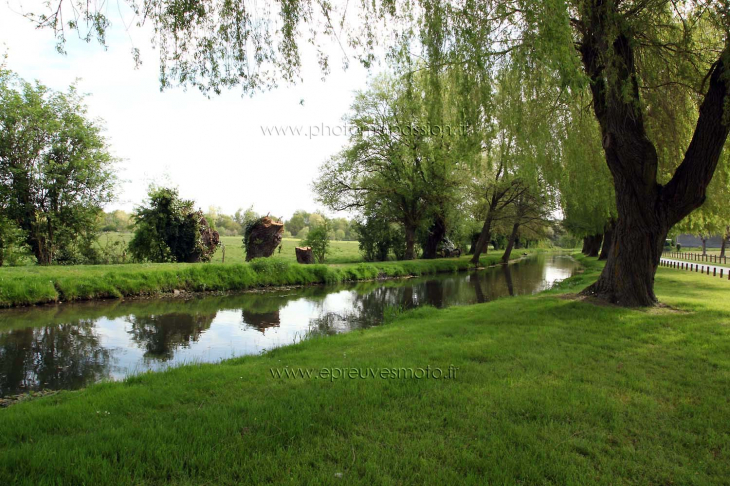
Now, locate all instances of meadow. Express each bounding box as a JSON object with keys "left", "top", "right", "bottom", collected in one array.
[
  {"left": 0, "top": 255, "right": 728, "bottom": 484},
  {"left": 96, "top": 233, "right": 364, "bottom": 265}
]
